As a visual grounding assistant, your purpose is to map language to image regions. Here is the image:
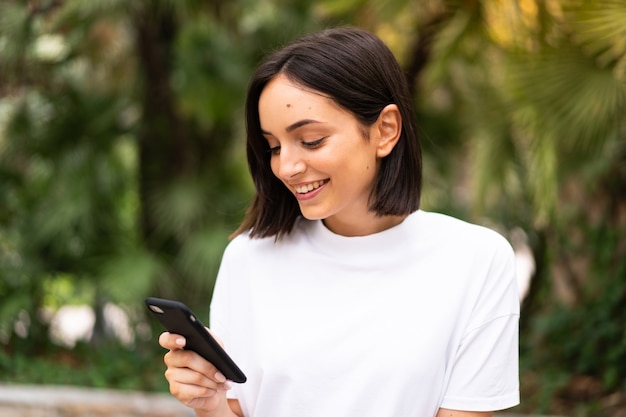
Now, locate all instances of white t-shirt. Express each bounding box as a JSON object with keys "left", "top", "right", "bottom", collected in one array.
[{"left": 210, "top": 210, "right": 520, "bottom": 417}]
